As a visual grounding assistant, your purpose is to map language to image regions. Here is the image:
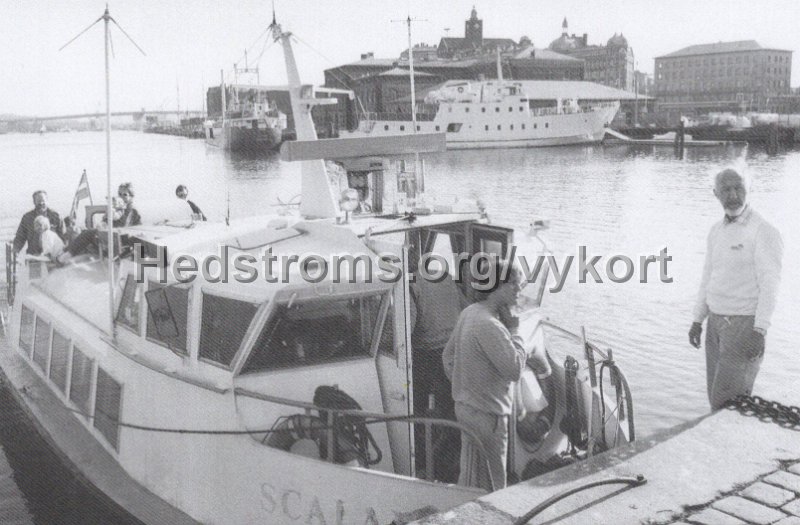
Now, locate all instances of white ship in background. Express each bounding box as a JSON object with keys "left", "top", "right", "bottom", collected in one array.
[{"left": 345, "top": 80, "right": 619, "bottom": 149}]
